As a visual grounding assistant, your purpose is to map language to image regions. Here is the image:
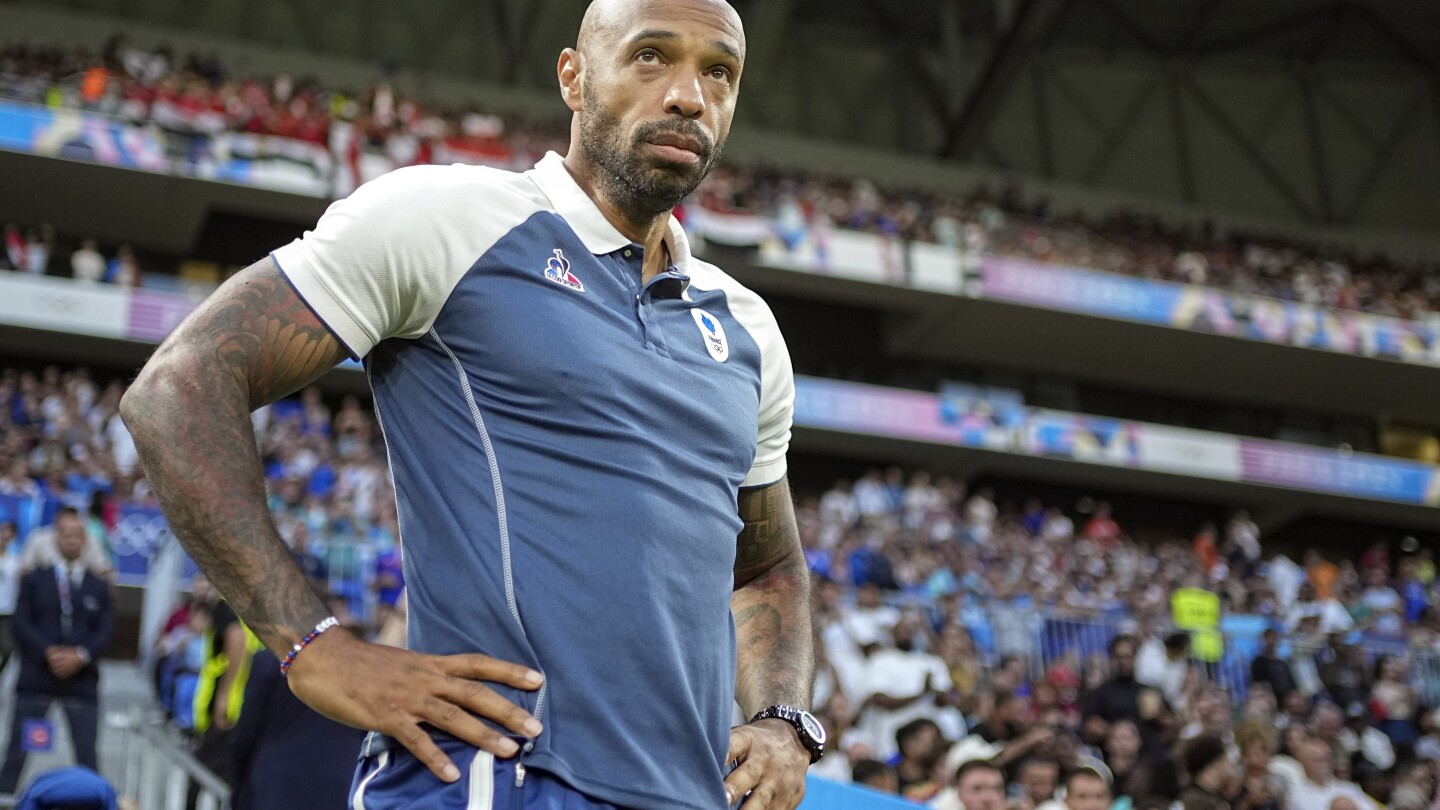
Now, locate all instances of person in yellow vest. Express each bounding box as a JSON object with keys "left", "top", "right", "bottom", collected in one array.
[
  {"left": 1171, "top": 584, "right": 1223, "bottom": 676},
  {"left": 191, "top": 598, "right": 259, "bottom": 789}
]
